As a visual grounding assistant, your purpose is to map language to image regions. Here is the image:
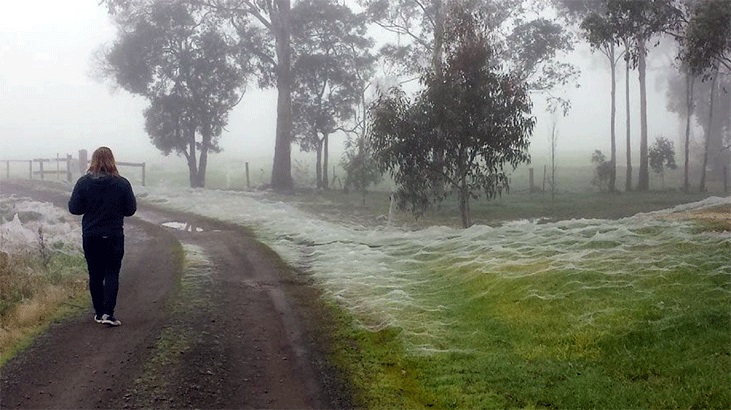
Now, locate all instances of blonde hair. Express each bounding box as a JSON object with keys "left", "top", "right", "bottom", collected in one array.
[{"left": 88, "top": 146, "right": 120, "bottom": 176}]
